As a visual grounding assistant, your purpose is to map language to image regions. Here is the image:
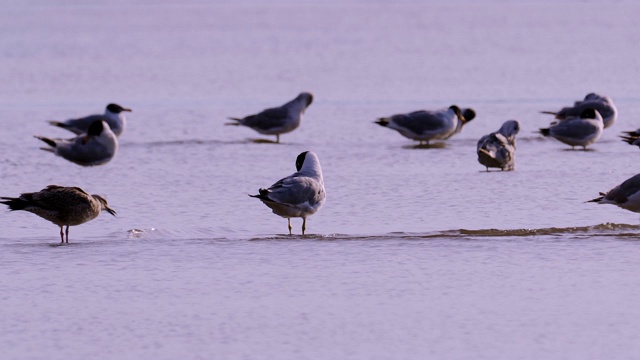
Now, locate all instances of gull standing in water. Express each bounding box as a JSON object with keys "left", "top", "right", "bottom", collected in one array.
[
  {"left": 374, "top": 105, "right": 476, "bottom": 146},
  {"left": 1, "top": 185, "right": 116, "bottom": 243},
  {"left": 226, "top": 92, "right": 314, "bottom": 143},
  {"left": 35, "top": 120, "right": 118, "bottom": 166},
  {"left": 250, "top": 151, "right": 325, "bottom": 235},
  {"left": 477, "top": 120, "right": 520, "bottom": 171},
  {"left": 541, "top": 93, "right": 617, "bottom": 129},
  {"left": 49, "top": 103, "right": 132, "bottom": 137},
  {"left": 538, "top": 108, "right": 603, "bottom": 150},
  {"left": 588, "top": 174, "right": 640, "bottom": 214}
]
